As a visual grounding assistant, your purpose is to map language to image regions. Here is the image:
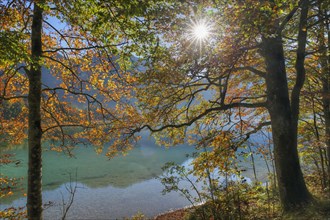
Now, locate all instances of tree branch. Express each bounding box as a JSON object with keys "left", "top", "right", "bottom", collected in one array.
[
  {"left": 232, "top": 66, "right": 266, "bottom": 78},
  {"left": 277, "top": 1, "right": 303, "bottom": 34},
  {"left": 43, "top": 43, "right": 128, "bottom": 53},
  {"left": 291, "top": 0, "right": 309, "bottom": 124},
  {"left": 42, "top": 87, "right": 118, "bottom": 122},
  {"left": 0, "top": 95, "right": 28, "bottom": 101},
  {"left": 42, "top": 124, "right": 93, "bottom": 134},
  {"left": 137, "top": 102, "right": 267, "bottom": 133}
]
